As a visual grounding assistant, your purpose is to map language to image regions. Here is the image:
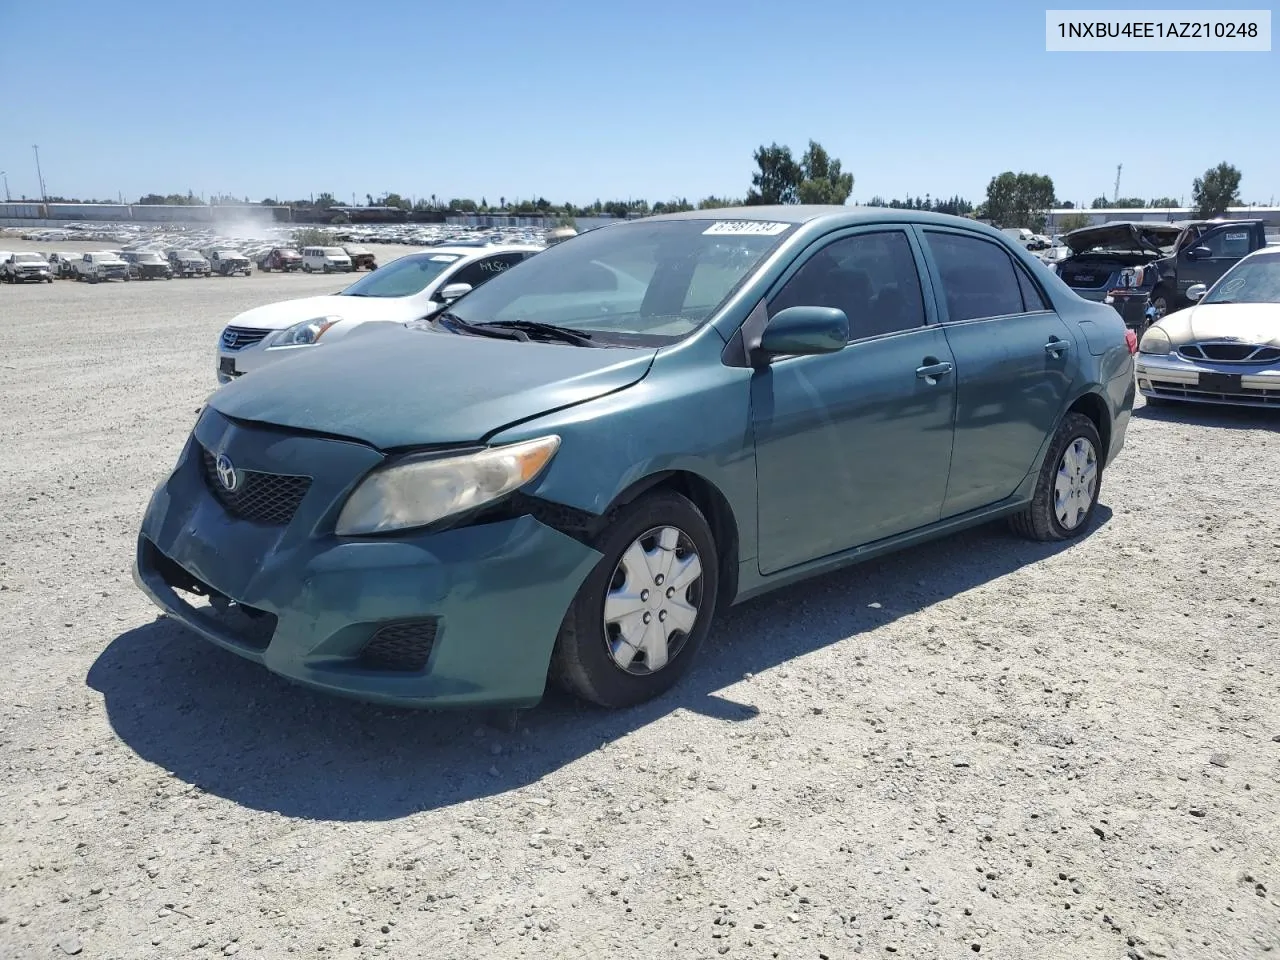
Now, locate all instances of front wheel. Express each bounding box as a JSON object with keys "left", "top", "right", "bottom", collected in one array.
[
  {"left": 1009, "top": 413, "right": 1103, "bottom": 542},
  {"left": 550, "top": 490, "right": 719, "bottom": 708}
]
